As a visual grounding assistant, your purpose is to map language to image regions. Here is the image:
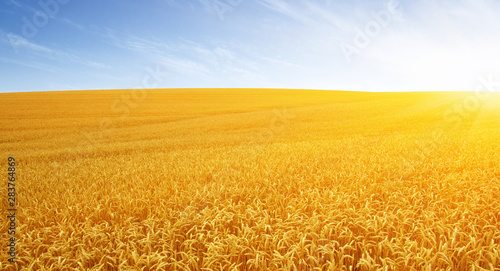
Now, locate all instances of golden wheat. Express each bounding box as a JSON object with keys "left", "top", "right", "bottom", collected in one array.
[{"left": 1, "top": 89, "right": 500, "bottom": 270}]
